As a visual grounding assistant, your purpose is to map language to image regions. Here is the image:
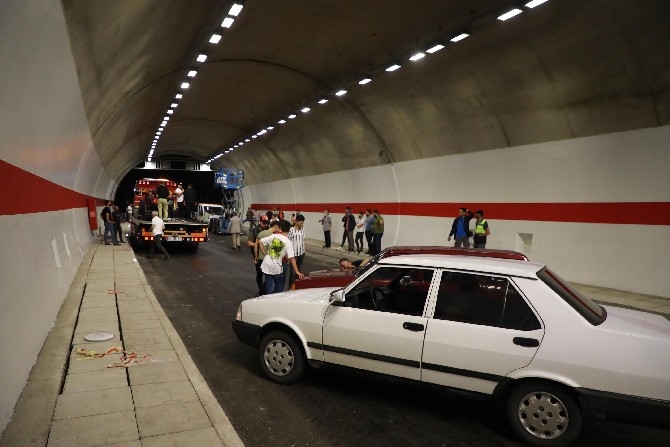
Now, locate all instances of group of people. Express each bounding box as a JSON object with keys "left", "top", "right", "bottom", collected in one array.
[
  {"left": 100, "top": 201, "right": 126, "bottom": 245},
  {"left": 139, "top": 183, "right": 199, "bottom": 221},
  {"left": 320, "top": 208, "right": 385, "bottom": 256},
  {"left": 447, "top": 207, "right": 491, "bottom": 248},
  {"left": 247, "top": 213, "right": 306, "bottom": 295}
]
